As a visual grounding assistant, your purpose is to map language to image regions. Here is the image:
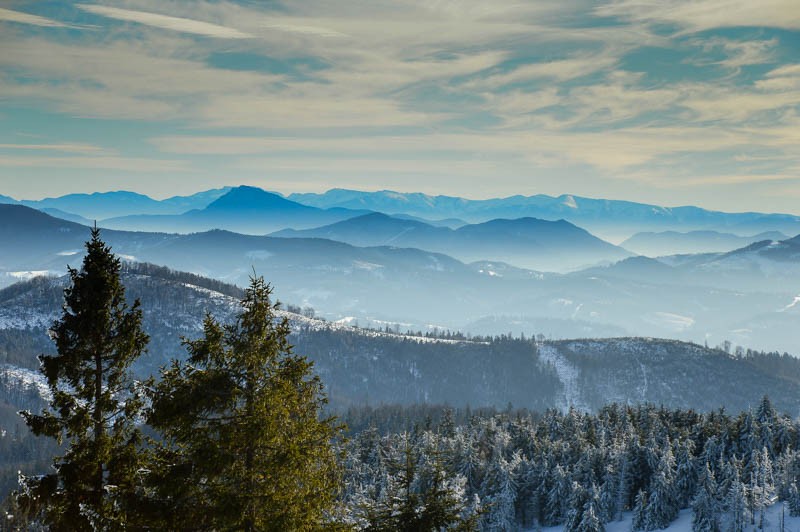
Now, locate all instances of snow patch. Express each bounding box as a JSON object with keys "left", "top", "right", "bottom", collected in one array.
[
  {"left": 425, "top": 255, "right": 445, "bottom": 272},
  {"left": 538, "top": 344, "right": 589, "bottom": 412},
  {"left": 0, "top": 364, "right": 50, "bottom": 400},
  {"left": 284, "top": 310, "right": 482, "bottom": 345},
  {"left": 781, "top": 295, "right": 800, "bottom": 312},
  {"left": 6, "top": 270, "right": 51, "bottom": 280},
  {"left": 539, "top": 502, "right": 800, "bottom": 532},
  {"left": 352, "top": 260, "right": 384, "bottom": 272}
]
